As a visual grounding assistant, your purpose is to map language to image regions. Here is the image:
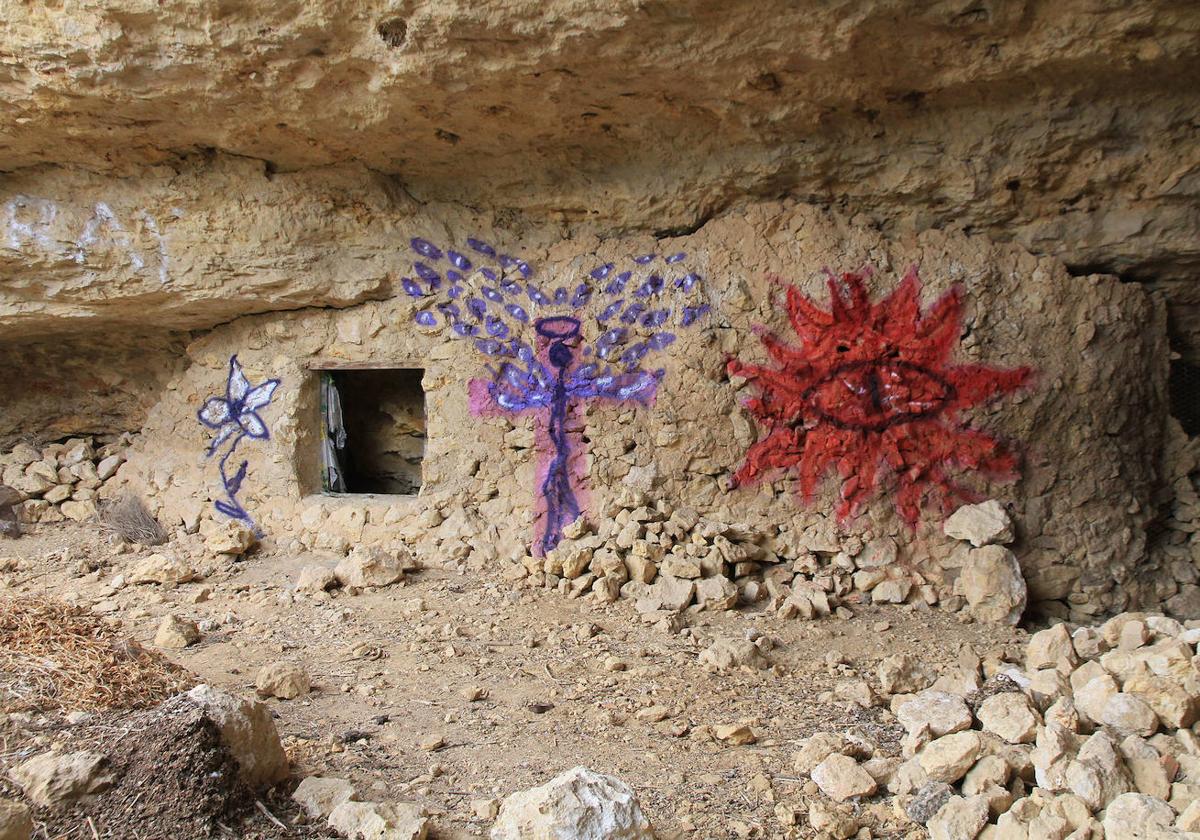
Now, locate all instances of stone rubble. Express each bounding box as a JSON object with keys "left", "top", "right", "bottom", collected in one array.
[
  {"left": 509, "top": 492, "right": 1032, "bottom": 625},
  {"left": 794, "top": 610, "right": 1200, "bottom": 840},
  {"left": 0, "top": 436, "right": 129, "bottom": 525}
]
